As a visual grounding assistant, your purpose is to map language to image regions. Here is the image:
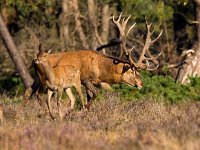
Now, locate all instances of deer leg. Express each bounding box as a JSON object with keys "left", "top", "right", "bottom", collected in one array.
[
  {"left": 36, "top": 87, "right": 48, "bottom": 113},
  {"left": 65, "top": 88, "right": 76, "bottom": 110},
  {"left": 82, "top": 80, "right": 97, "bottom": 109},
  {"left": 22, "top": 87, "right": 33, "bottom": 107},
  {"left": 86, "top": 88, "right": 93, "bottom": 102},
  {"left": 75, "top": 84, "right": 85, "bottom": 110},
  {"left": 25, "top": 77, "right": 42, "bottom": 107},
  {"left": 85, "top": 87, "right": 97, "bottom": 110},
  {"left": 22, "top": 78, "right": 41, "bottom": 108},
  {"left": 57, "top": 88, "right": 63, "bottom": 121},
  {"left": 36, "top": 87, "right": 43, "bottom": 106},
  {"left": 47, "top": 89, "right": 54, "bottom": 120}
]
